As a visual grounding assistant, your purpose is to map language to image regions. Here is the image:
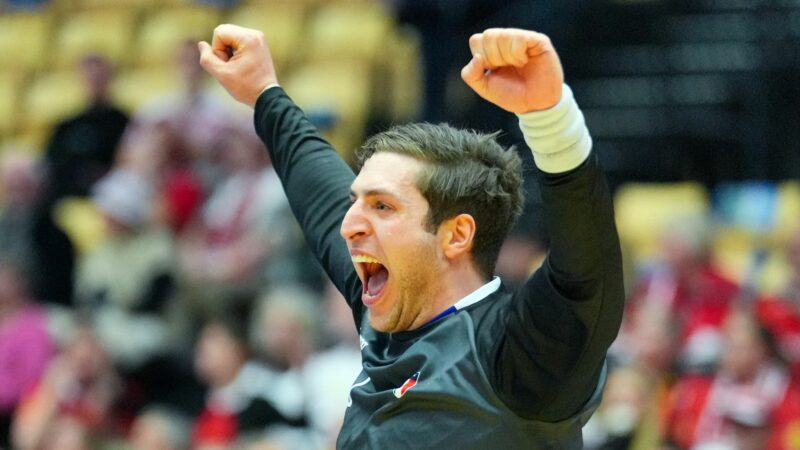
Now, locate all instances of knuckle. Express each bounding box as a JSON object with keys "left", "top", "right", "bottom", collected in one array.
[{"left": 537, "top": 32, "right": 552, "bottom": 45}]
